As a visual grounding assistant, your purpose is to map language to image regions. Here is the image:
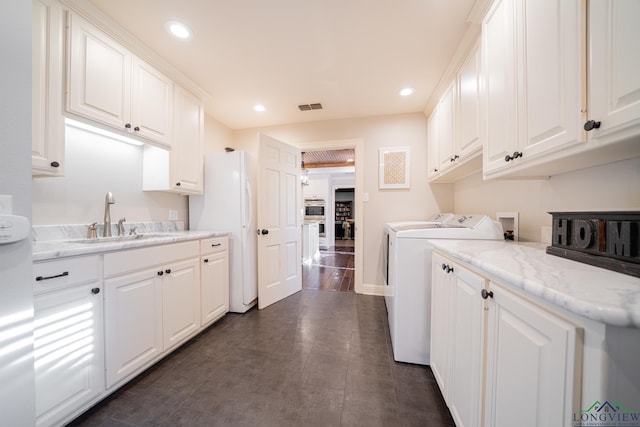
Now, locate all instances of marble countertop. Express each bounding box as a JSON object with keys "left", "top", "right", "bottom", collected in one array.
[
  {"left": 32, "top": 222, "right": 229, "bottom": 261},
  {"left": 428, "top": 239, "right": 640, "bottom": 328}
]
